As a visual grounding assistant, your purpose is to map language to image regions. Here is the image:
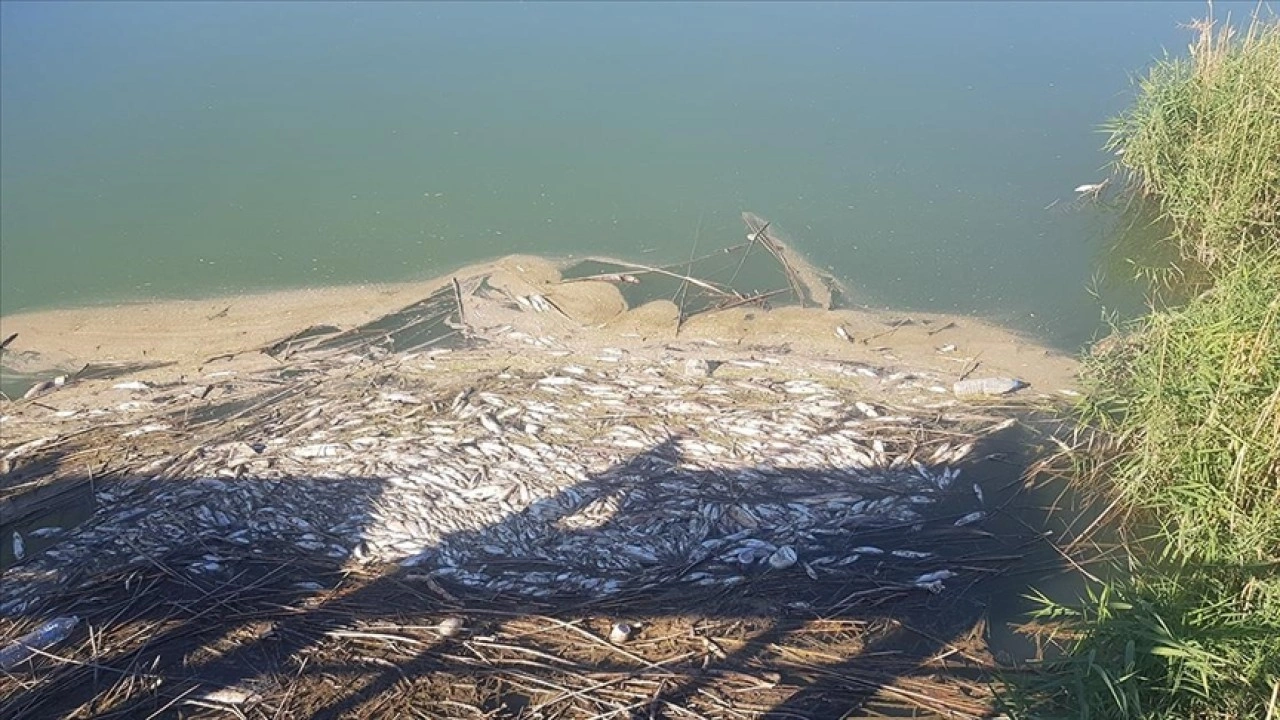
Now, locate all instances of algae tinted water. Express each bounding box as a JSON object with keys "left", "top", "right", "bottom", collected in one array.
[{"left": 0, "top": 2, "right": 1230, "bottom": 349}]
